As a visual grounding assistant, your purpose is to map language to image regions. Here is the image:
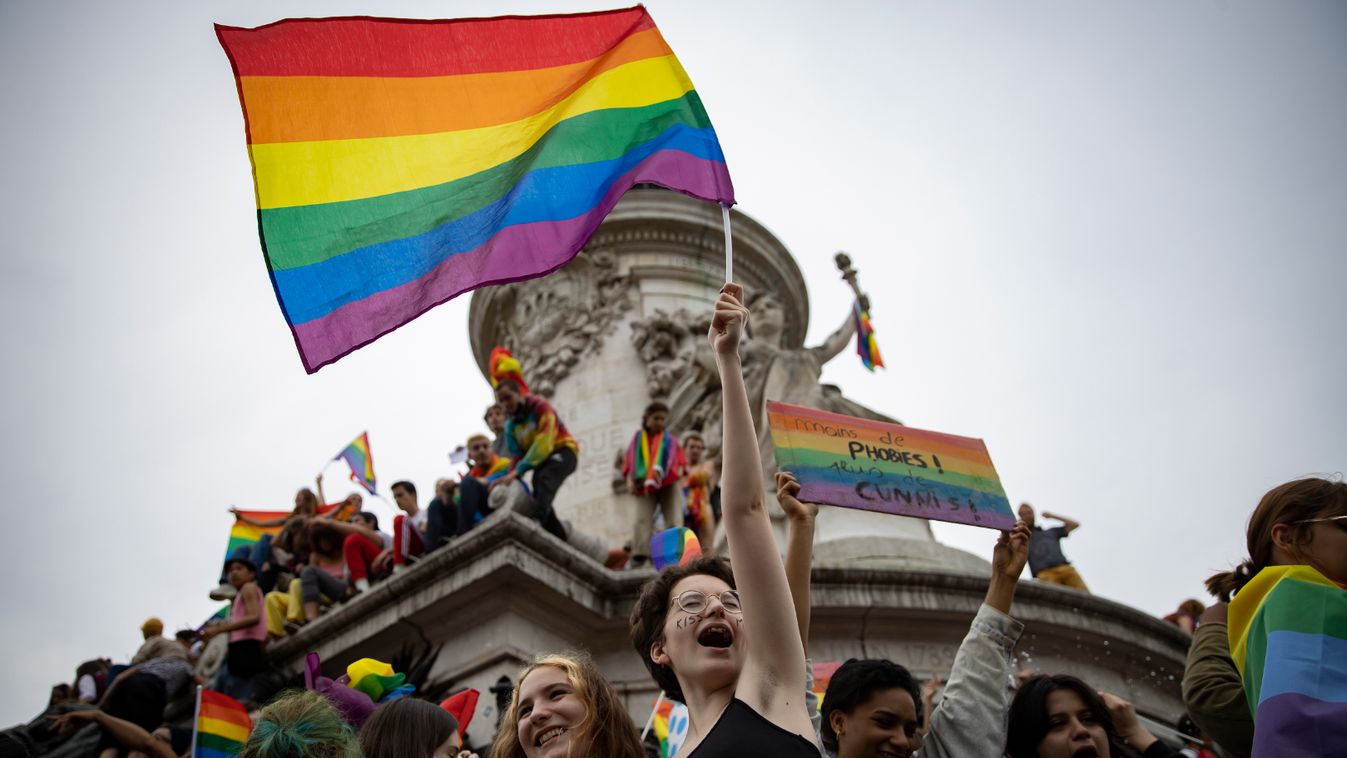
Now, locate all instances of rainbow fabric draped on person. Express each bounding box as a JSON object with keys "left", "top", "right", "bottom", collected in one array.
[
  {"left": 336, "top": 432, "right": 376, "bottom": 495},
  {"left": 194, "top": 688, "right": 251, "bottom": 757},
  {"left": 216, "top": 7, "right": 735, "bottom": 372},
  {"left": 625, "top": 429, "right": 684, "bottom": 493},
  {"left": 1227, "top": 564, "right": 1347, "bottom": 756}
]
